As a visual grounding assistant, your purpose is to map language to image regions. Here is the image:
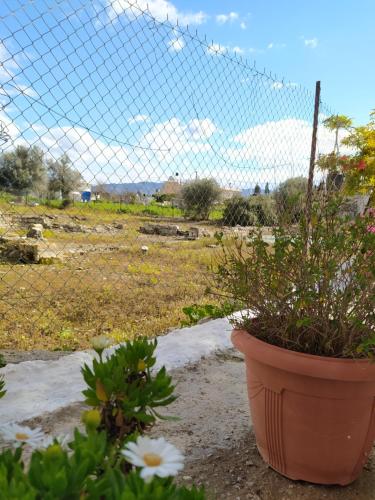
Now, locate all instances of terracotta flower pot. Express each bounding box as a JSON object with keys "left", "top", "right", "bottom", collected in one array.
[{"left": 232, "top": 329, "right": 375, "bottom": 485}]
